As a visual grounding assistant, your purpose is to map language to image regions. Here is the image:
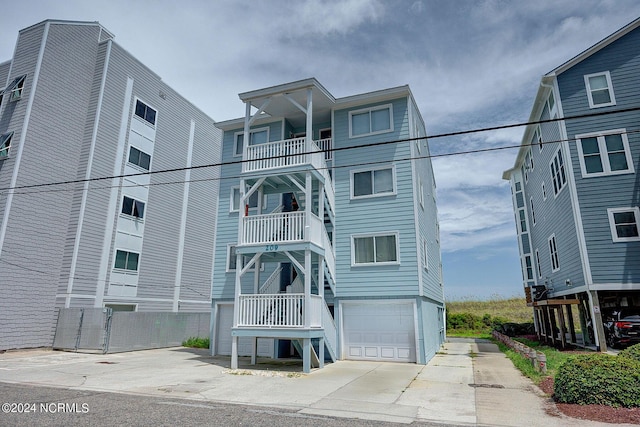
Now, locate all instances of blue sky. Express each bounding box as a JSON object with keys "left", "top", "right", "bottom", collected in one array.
[{"left": 2, "top": 1, "right": 640, "bottom": 300}]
